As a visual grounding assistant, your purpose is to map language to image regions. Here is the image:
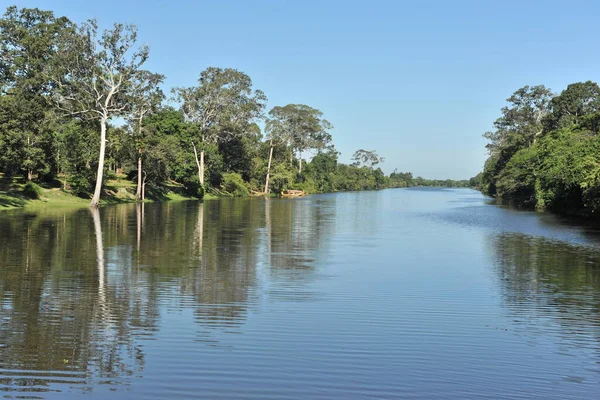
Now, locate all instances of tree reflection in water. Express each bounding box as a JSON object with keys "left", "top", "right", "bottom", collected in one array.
[
  {"left": 488, "top": 232, "right": 600, "bottom": 347},
  {"left": 0, "top": 197, "right": 334, "bottom": 394}
]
